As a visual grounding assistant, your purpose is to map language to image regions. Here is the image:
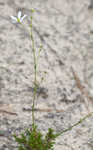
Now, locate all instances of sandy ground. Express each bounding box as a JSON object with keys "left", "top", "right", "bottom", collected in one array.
[{"left": 0, "top": 0, "right": 93, "bottom": 149}]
